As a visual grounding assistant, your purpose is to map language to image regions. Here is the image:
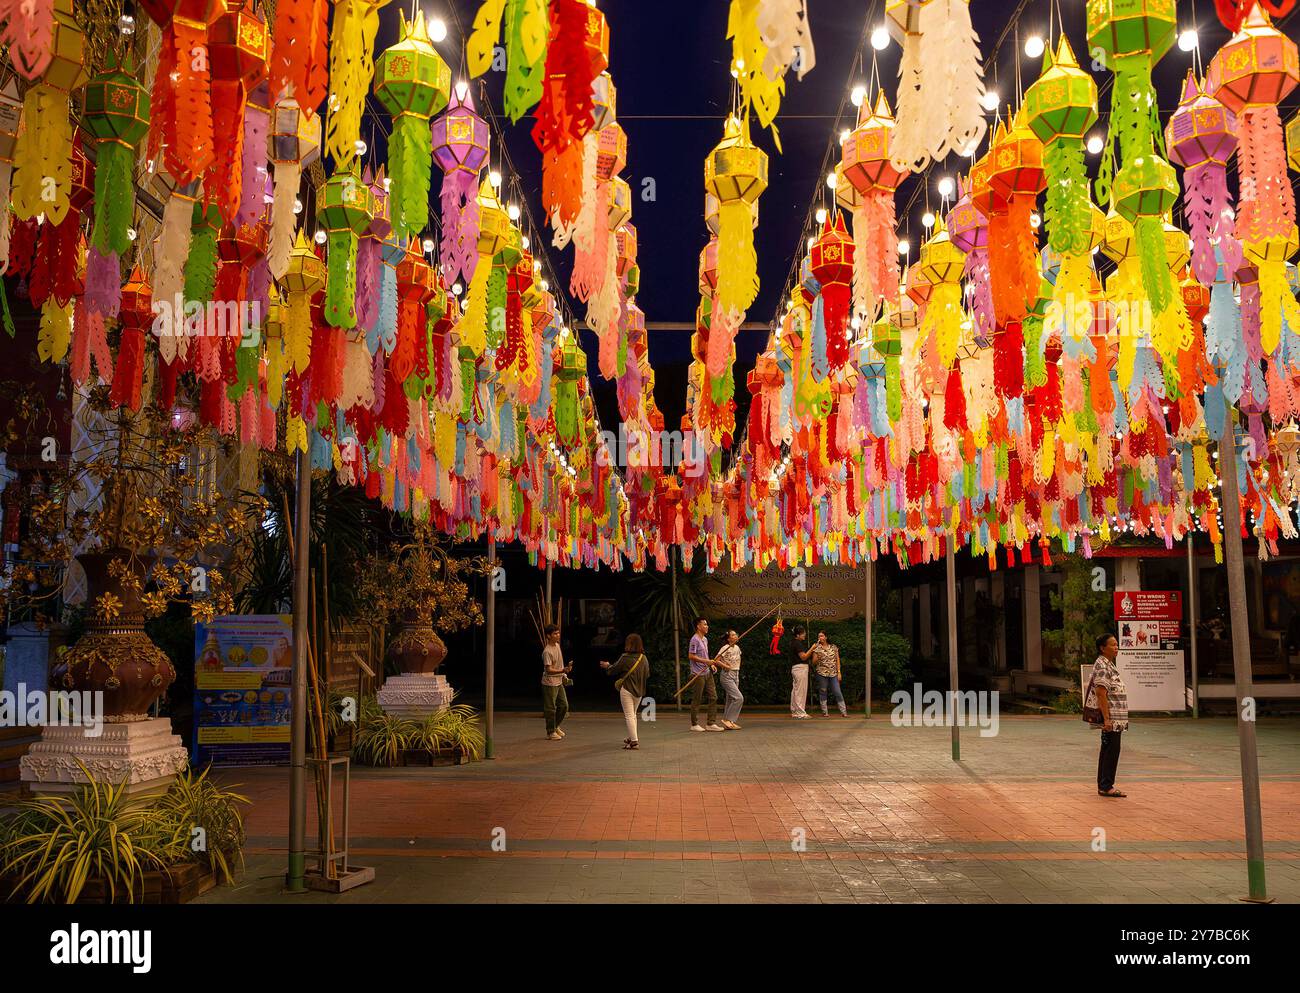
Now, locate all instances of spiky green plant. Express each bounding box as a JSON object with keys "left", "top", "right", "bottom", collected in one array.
[
  {"left": 0, "top": 770, "right": 183, "bottom": 904},
  {"left": 354, "top": 711, "right": 412, "bottom": 767},
  {"left": 153, "top": 768, "right": 249, "bottom": 885}
]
